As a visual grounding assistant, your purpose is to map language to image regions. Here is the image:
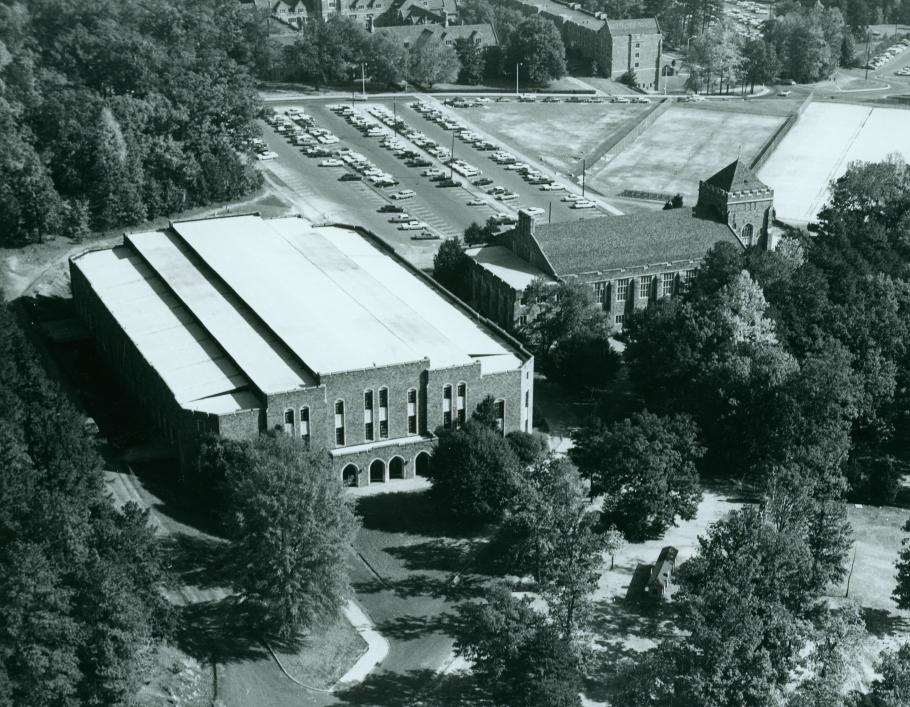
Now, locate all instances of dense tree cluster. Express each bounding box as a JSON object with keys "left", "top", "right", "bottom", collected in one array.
[
  {"left": 0, "top": 305, "right": 168, "bottom": 705},
  {"left": 194, "top": 435, "right": 359, "bottom": 638},
  {"left": 277, "top": 10, "right": 566, "bottom": 88},
  {"left": 0, "top": 0, "right": 265, "bottom": 245}
]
